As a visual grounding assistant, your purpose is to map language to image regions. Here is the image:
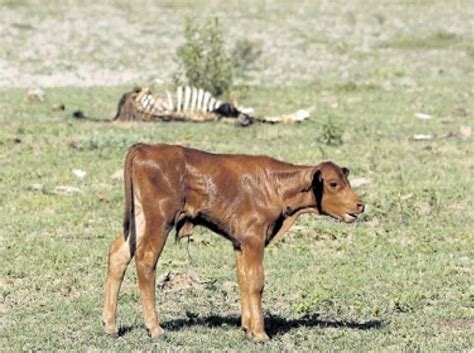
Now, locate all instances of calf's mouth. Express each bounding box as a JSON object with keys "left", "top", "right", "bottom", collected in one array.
[{"left": 342, "top": 212, "right": 359, "bottom": 223}]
